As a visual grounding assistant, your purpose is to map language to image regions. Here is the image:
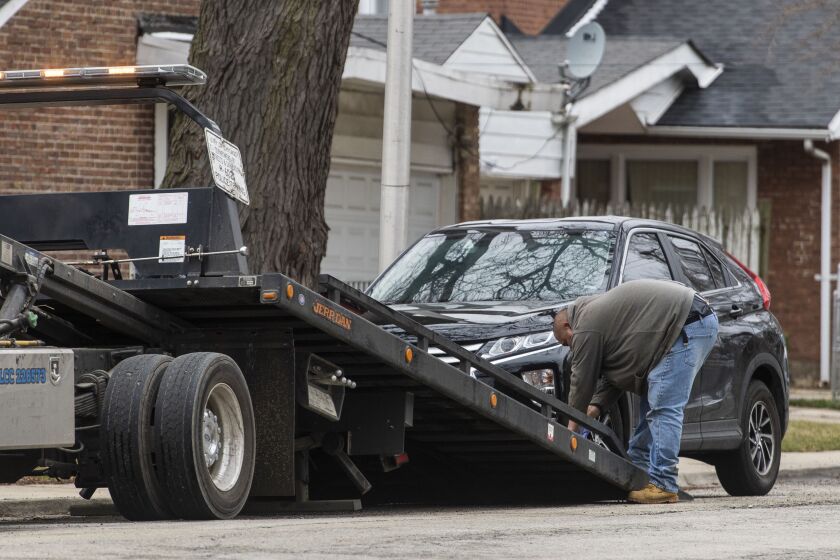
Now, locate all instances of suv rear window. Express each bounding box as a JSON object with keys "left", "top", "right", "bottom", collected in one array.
[
  {"left": 369, "top": 229, "right": 615, "bottom": 304},
  {"left": 703, "top": 246, "right": 728, "bottom": 288},
  {"left": 668, "top": 235, "right": 717, "bottom": 292}
]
